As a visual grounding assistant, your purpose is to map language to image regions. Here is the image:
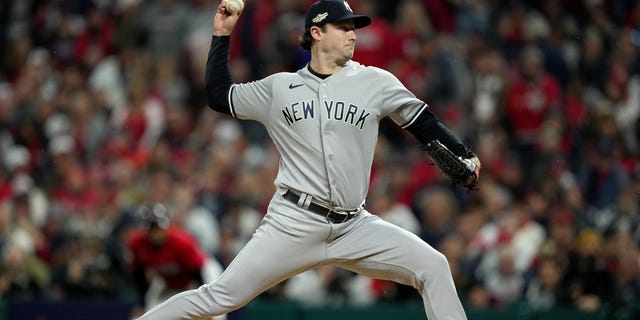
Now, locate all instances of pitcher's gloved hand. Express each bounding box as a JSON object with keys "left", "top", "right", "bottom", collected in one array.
[{"left": 424, "top": 140, "right": 480, "bottom": 191}]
